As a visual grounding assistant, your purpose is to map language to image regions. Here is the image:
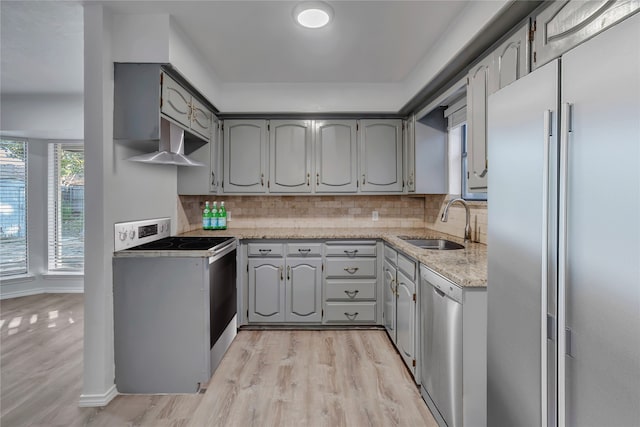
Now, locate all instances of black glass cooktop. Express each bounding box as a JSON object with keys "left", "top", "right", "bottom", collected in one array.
[{"left": 126, "top": 236, "right": 234, "bottom": 251}]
